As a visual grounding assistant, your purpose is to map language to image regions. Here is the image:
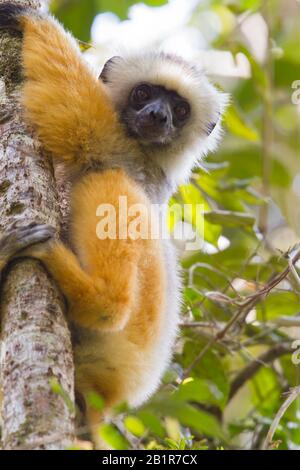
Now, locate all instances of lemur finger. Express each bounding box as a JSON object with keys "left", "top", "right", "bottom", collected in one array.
[
  {"left": 0, "top": 108, "right": 13, "bottom": 125},
  {"left": 0, "top": 224, "right": 56, "bottom": 262}
]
